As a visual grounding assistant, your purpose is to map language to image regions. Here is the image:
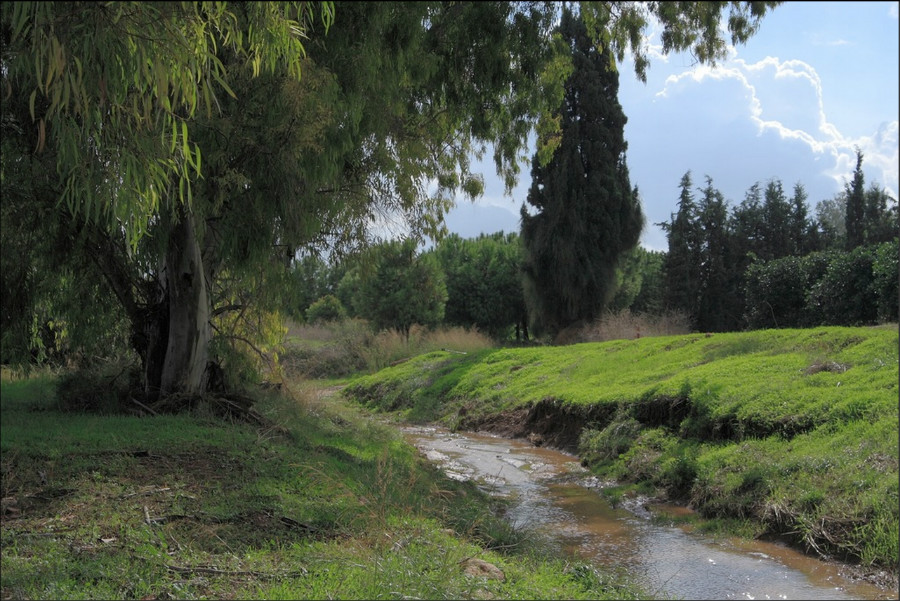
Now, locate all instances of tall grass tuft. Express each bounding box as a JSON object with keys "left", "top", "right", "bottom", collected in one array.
[
  {"left": 282, "top": 319, "right": 494, "bottom": 378},
  {"left": 558, "top": 309, "right": 692, "bottom": 345}
]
